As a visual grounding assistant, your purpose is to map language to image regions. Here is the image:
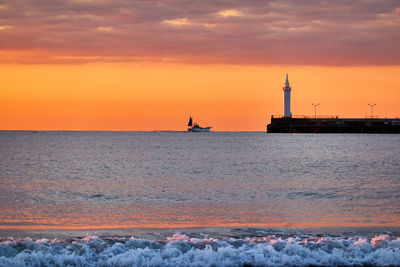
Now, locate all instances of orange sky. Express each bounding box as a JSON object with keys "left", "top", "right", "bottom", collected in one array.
[
  {"left": 1, "top": 1, "right": 399, "bottom": 131},
  {"left": 1, "top": 63, "right": 399, "bottom": 131}
]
